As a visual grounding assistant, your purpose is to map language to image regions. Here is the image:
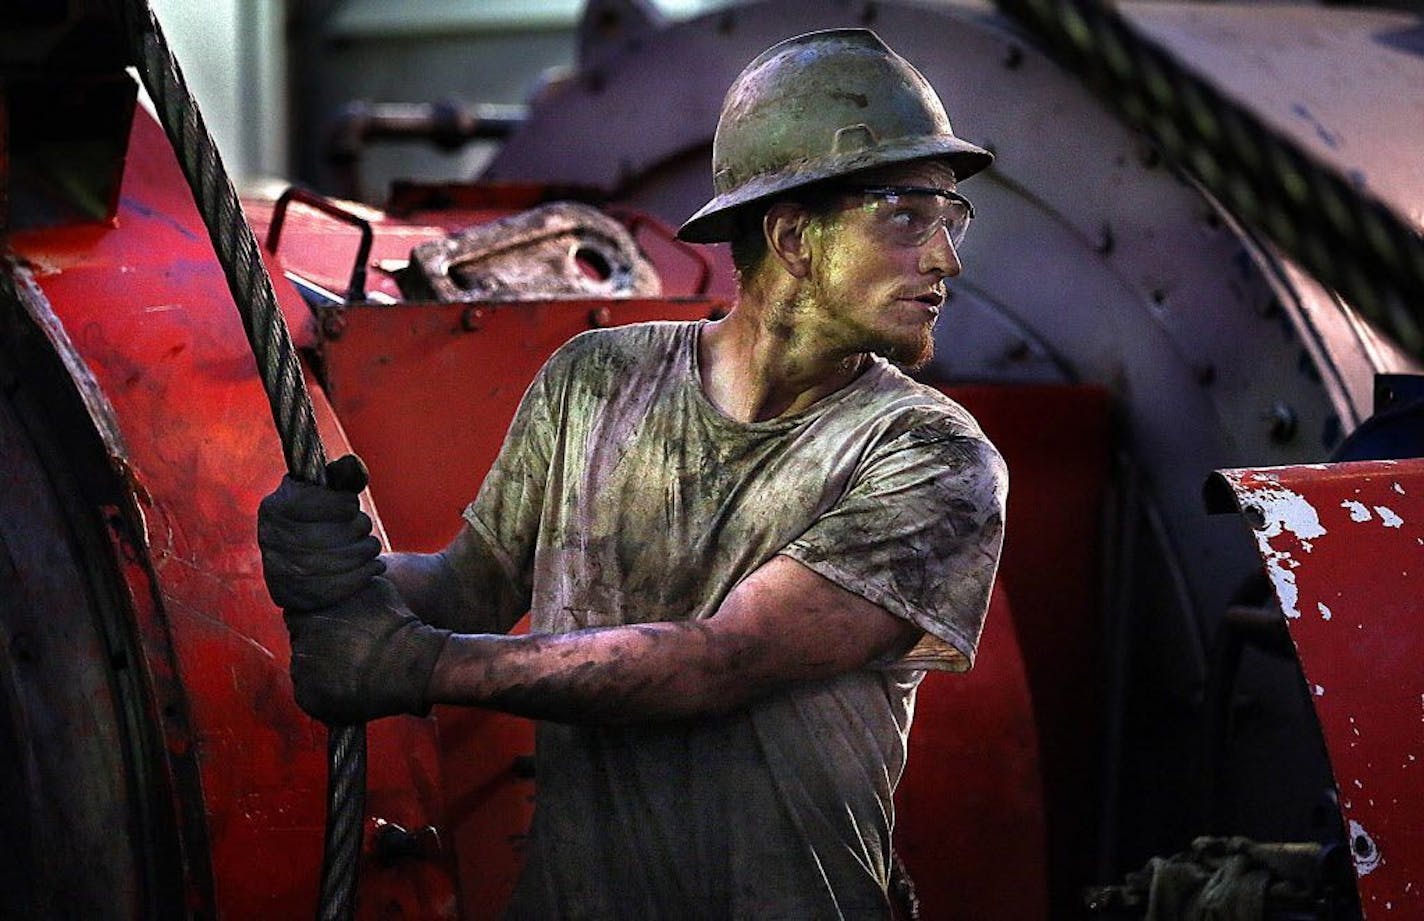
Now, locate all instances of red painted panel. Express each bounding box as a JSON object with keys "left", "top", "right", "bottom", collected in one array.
[
  {"left": 896, "top": 583, "right": 1050, "bottom": 919},
  {"left": 1212, "top": 459, "right": 1424, "bottom": 918},
  {"left": 943, "top": 384, "right": 1113, "bottom": 917},
  {"left": 10, "top": 111, "right": 455, "bottom": 918}
]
